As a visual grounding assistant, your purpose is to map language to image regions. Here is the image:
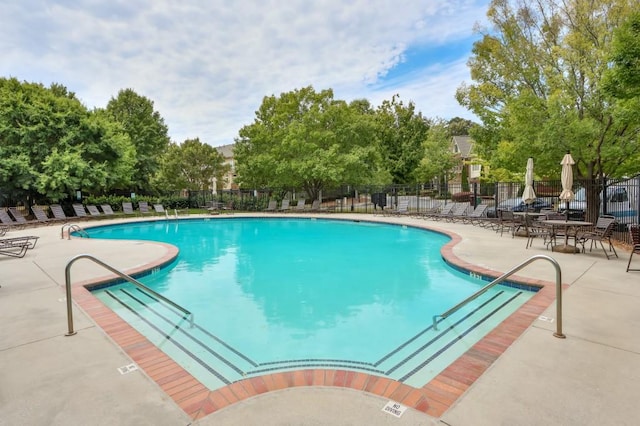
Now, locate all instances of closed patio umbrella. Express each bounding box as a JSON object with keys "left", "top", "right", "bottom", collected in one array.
[
  {"left": 559, "top": 152, "right": 575, "bottom": 203},
  {"left": 522, "top": 157, "right": 536, "bottom": 205}
]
